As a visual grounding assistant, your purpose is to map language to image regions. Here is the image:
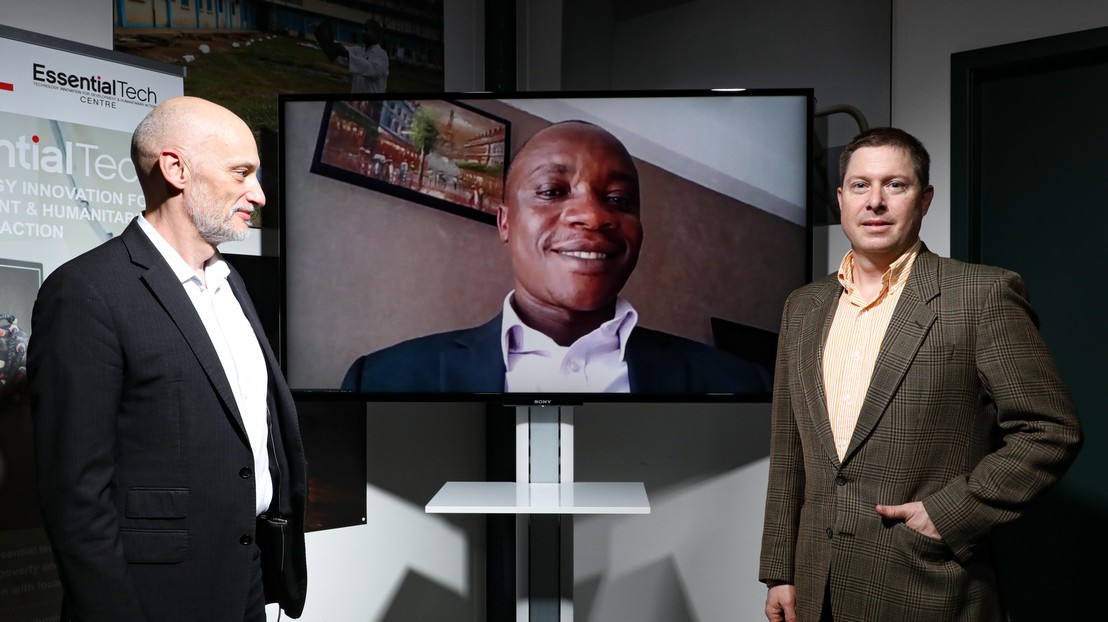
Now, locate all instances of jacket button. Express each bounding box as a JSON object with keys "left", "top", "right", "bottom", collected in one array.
[
  {"left": 240, "top": 467, "right": 253, "bottom": 479},
  {"left": 240, "top": 535, "right": 253, "bottom": 546},
  {"left": 826, "top": 528, "right": 834, "bottom": 539},
  {"left": 835, "top": 475, "right": 847, "bottom": 486}
]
